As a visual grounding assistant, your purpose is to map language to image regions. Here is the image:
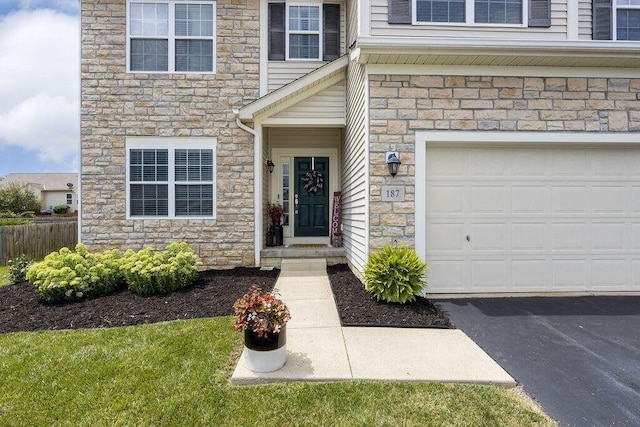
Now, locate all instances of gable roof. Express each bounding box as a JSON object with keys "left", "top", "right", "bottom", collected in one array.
[
  {"left": 1, "top": 173, "right": 78, "bottom": 192},
  {"left": 238, "top": 55, "right": 348, "bottom": 122}
]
